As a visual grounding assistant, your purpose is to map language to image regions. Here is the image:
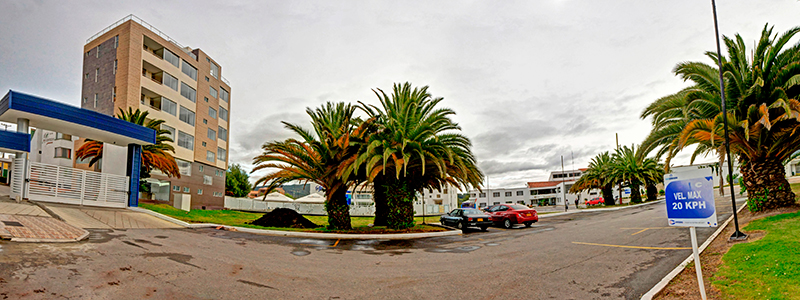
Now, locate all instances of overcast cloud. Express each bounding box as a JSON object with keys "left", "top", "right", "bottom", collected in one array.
[{"left": 1, "top": 0, "right": 798, "bottom": 189}]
